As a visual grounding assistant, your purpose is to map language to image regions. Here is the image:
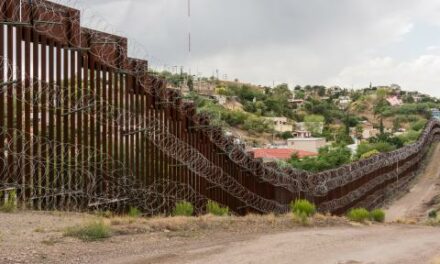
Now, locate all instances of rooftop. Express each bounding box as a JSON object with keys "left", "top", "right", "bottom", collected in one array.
[
  {"left": 251, "top": 148, "right": 317, "bottom": 160},
  {"left": 287, "top": 137, "right": 325, "bottom": 141}
]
